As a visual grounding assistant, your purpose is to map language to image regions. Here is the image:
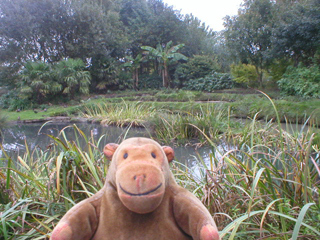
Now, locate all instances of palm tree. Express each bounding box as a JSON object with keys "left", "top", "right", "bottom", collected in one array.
[
  {"left": 141, "top": 41, "right": 188, "bottom": 88},
  {"left": 54, "top": 58, "right": 91, "bottom": 98},
  {"left": 20, "top": 61, "right": 61, "bottom": 103},
  {"left": 123, "top": 53, "right": 145, "bottom": 90}
]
